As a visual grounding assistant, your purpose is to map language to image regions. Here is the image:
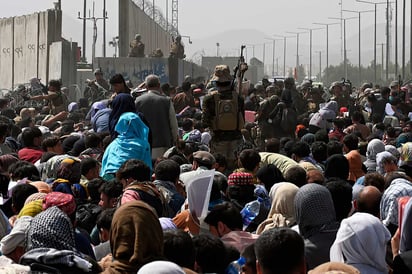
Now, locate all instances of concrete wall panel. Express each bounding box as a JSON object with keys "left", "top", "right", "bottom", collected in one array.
[
  {"left": 119, "top": 0, "right": 172, "bottom": 58},
  {"left": 25, "top": 13, "right": 39, "bottom": 81},
  {"left": 38, "top": 11, "right": 51, "bottom": 83},
  {"left": 48, "top": 42, "right": 62, "bottom": 81},
  {"left": 0, "top": 18, "right": 14, "bottom": 89},
  {"left": 13, "top": 15, "right": 27, "bottom": 86},
  {"left": 95, "top": 57, "right": 169, "bottom": 86}
]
